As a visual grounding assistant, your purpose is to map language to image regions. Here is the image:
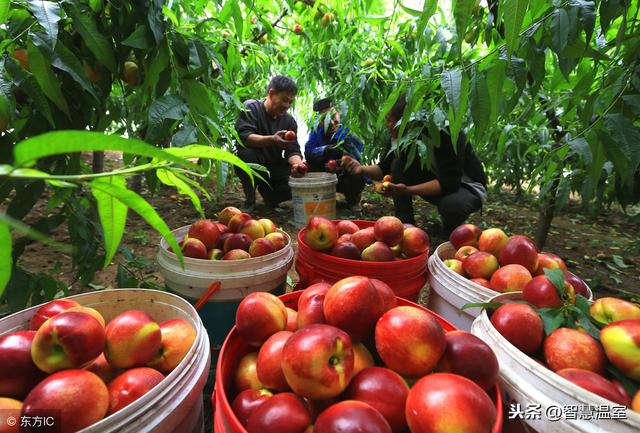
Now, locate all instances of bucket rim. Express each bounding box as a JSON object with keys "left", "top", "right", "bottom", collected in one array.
[{"left": 288, "top": 172, "right": 338, "bottom": 186}]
